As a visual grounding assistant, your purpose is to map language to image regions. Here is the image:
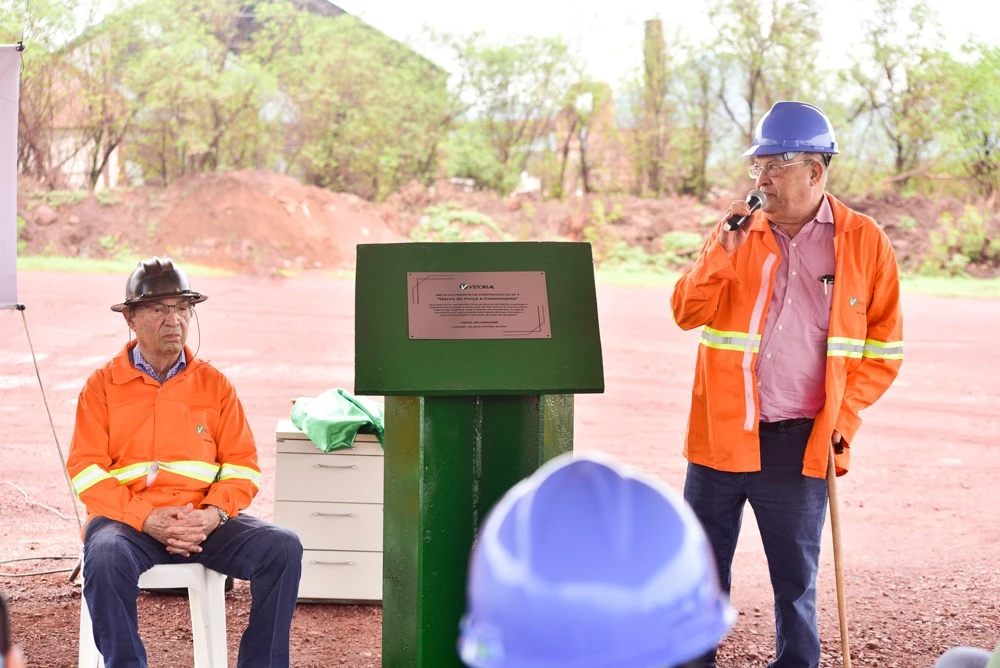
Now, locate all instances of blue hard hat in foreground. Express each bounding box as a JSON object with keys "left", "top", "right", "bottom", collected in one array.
[{"left": 458, "top": 453, "right": 735, "bottom": 668}]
